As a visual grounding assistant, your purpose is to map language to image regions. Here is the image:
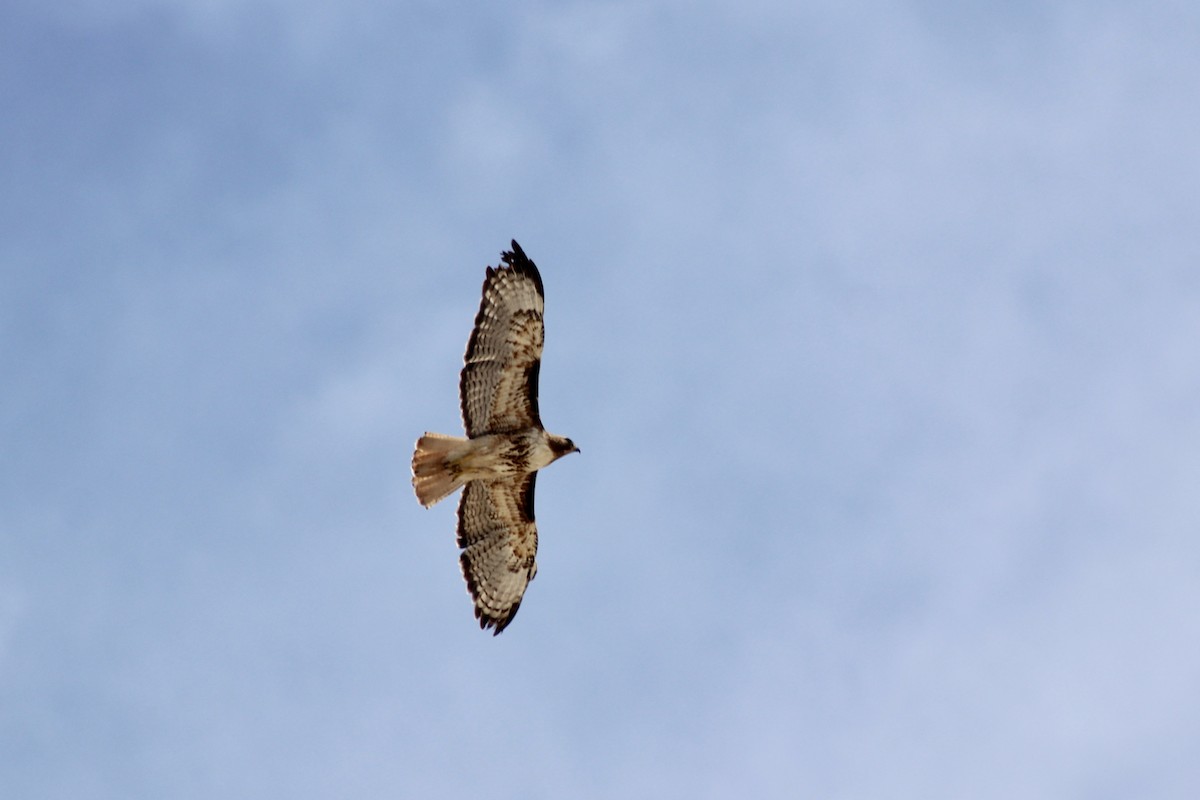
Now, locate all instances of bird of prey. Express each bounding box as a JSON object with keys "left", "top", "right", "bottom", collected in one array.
[{"left": 412, "top": 240, "right": 578, "bottom": 634}]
